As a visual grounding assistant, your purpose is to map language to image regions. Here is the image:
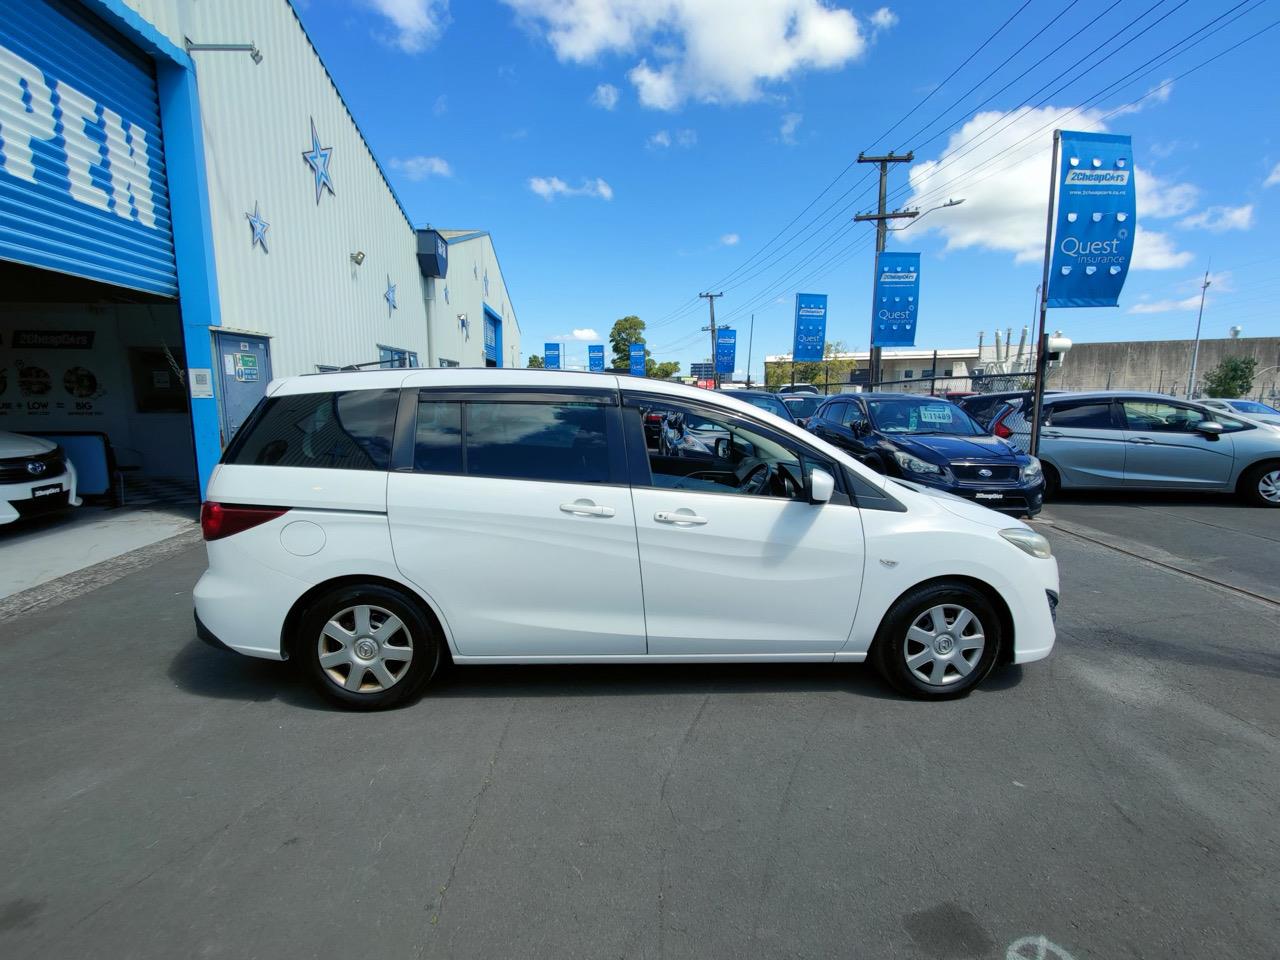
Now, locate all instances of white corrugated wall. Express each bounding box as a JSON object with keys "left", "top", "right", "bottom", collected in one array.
[{"left": 427, "top": 234, "right": 521, "bottom": 368}]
